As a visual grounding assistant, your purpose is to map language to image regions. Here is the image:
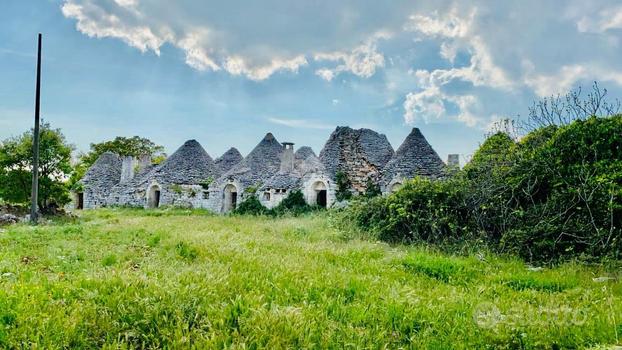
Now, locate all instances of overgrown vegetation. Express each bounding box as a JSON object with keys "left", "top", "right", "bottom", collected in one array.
[
  {"left": 0, "top": 208, "right": 619, "bottom": 348},
  {"left": 234, "top": 190, "right": 320, "bottom": 216},
  {"left": 0, "top": 122, "right": 73, "bottom": 212},
  {"left": 340, "top": 84, "right": 622, "bottom": 262},
  {"left": 335, "top": 171, "right": 352, "bottom": 201},
  {"left": 364, "top": 177, "right": 382, "bottom": 198}
]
